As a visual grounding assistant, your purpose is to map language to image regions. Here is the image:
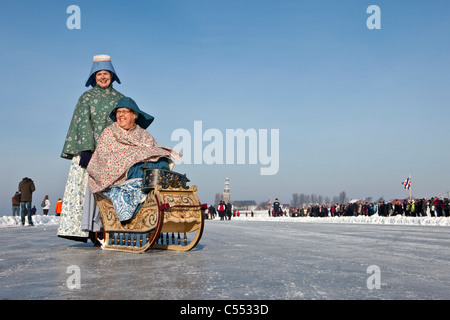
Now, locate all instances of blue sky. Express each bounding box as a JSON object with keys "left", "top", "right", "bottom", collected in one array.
[{"left": 1, "top": 0, "right": 450, "bottom": 214}]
